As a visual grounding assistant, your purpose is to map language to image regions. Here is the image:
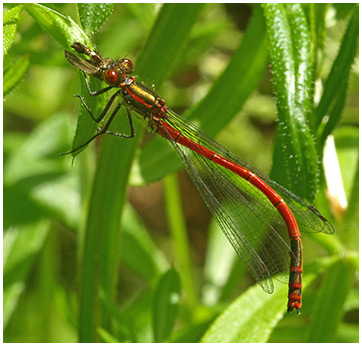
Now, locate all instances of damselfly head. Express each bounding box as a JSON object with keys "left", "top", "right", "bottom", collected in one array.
[
  {"left": 103, "top": 59, "right": 134, "bottom": 86},
  {"left": 65, "top": 42, "right": 135, "bottom": 86}
]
